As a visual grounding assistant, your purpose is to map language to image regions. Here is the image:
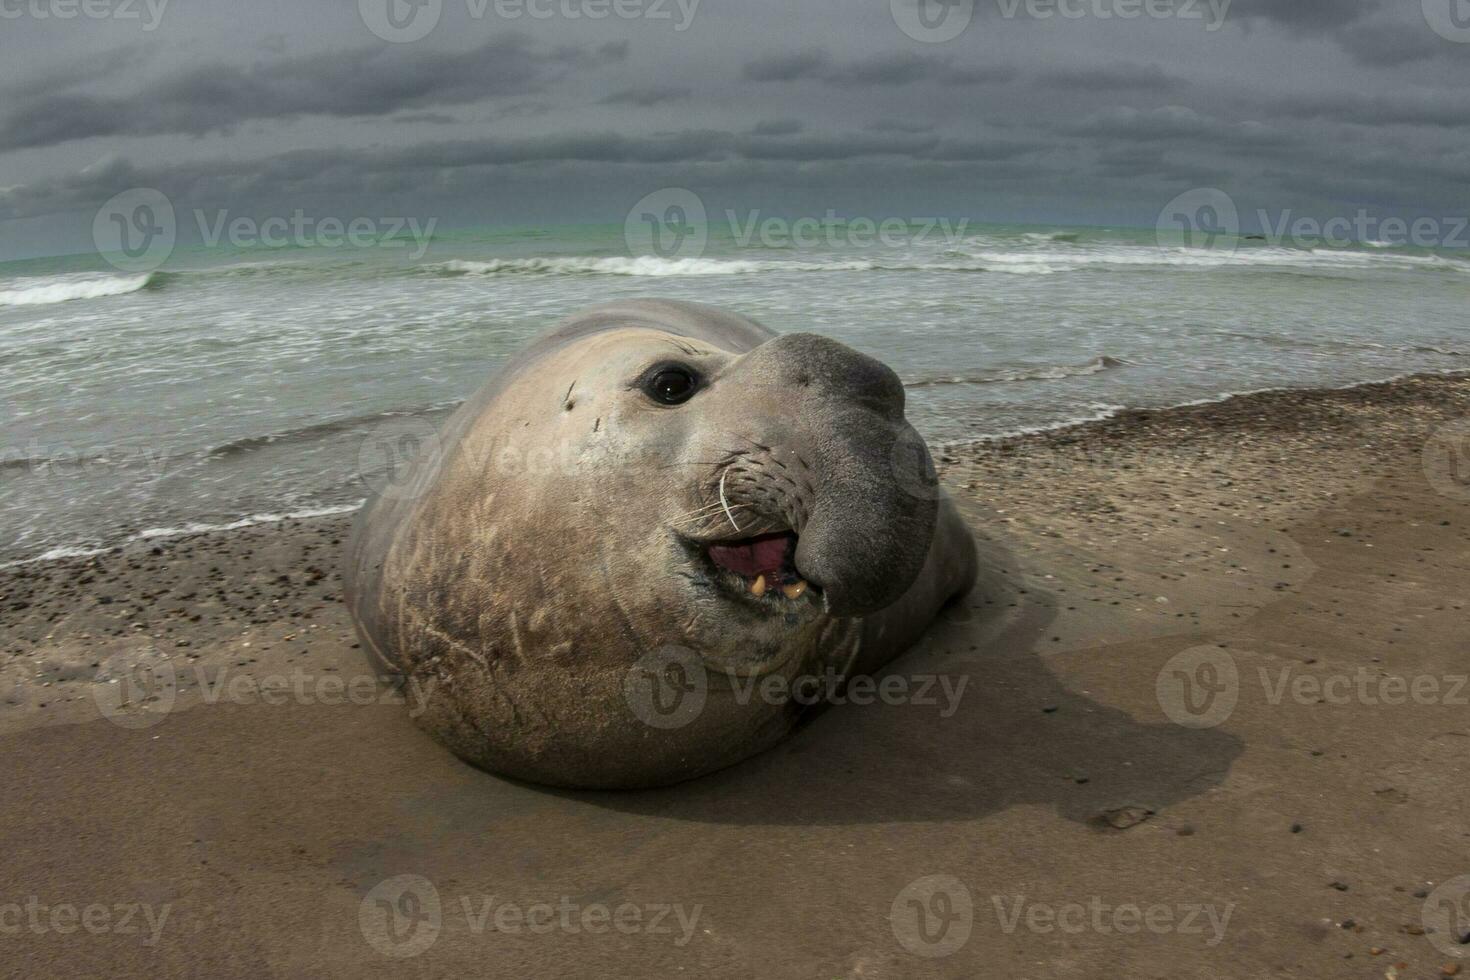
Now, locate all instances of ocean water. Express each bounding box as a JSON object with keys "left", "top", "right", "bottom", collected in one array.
[{"left": 2, "top": 223, "right": 1467, "bottom": 564}]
